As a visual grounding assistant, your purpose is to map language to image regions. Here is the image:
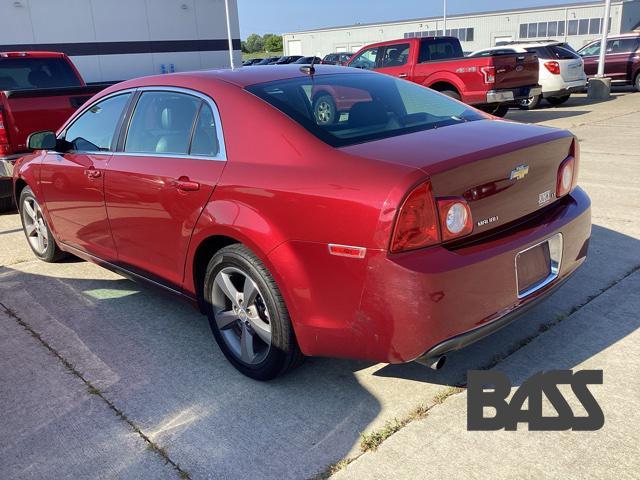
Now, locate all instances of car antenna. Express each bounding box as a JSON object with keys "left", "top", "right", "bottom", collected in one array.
[{"left": 300, "top": 56, "right": 316, "bottom": 76}]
